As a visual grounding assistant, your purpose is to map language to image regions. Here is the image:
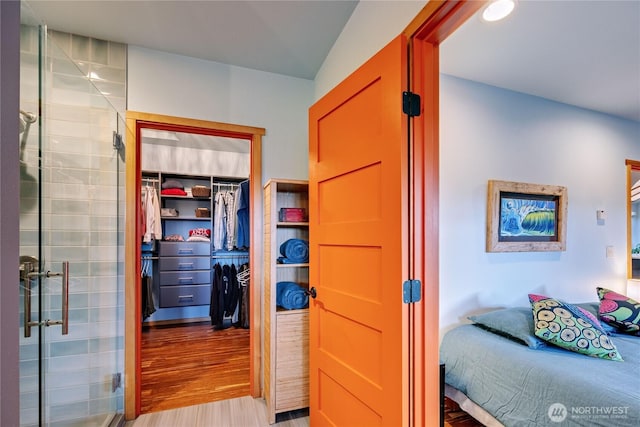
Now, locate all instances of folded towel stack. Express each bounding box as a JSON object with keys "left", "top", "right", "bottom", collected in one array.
[
  {"left": 277, "top": 238, "right": 309, "bottom": 264},
  {"left": 276, "top": 281, "right": 309, "bottom": 310}
]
